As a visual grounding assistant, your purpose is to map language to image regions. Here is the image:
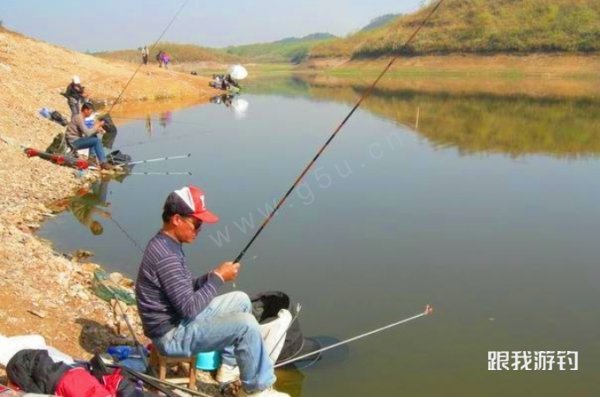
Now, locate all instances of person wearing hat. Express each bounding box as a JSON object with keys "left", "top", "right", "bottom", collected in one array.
[
  {"left": 135, "top": 186, "right": 289, "bottom": 397},
  {"left": 65, "top": 102, "right": 110, "bottom": 169},
  {"left": 64, "top": 75, "right": 87, "bottom": 116}
]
